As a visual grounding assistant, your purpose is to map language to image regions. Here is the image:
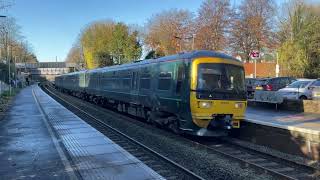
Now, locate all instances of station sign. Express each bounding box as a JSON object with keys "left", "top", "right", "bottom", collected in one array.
[{"left": 250, "top": 51, "right": 260, "bottom": 59}]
